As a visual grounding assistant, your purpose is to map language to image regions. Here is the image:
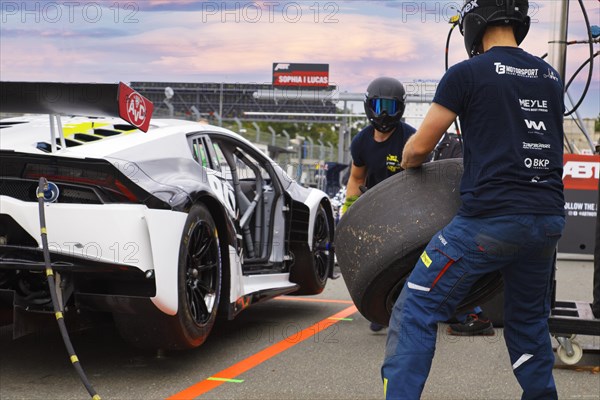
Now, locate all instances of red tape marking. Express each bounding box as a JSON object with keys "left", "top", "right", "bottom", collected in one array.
[{"left": 167, "top": 304, "right": 358, "bottom": 400}]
